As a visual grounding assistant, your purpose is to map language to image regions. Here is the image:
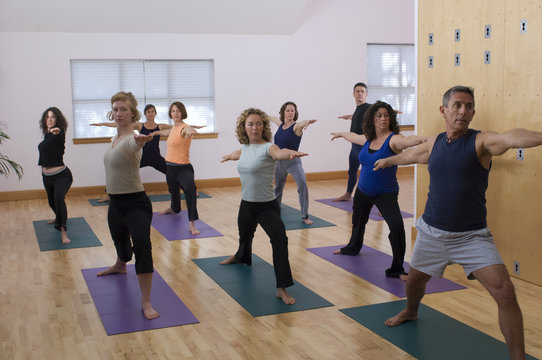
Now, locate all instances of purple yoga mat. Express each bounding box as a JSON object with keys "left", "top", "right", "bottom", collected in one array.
[
  {"left": 307, "top": 245, "right": 466, "bottom": 298},
  {"left": 82, "top": 265, "right": 199, "bottom": 335},
  {"left": 151, "top": 211, "right": 223, "bottom": 240},
  {"left": 315, "top": 198, "right": 414, "bottom": 221}
]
